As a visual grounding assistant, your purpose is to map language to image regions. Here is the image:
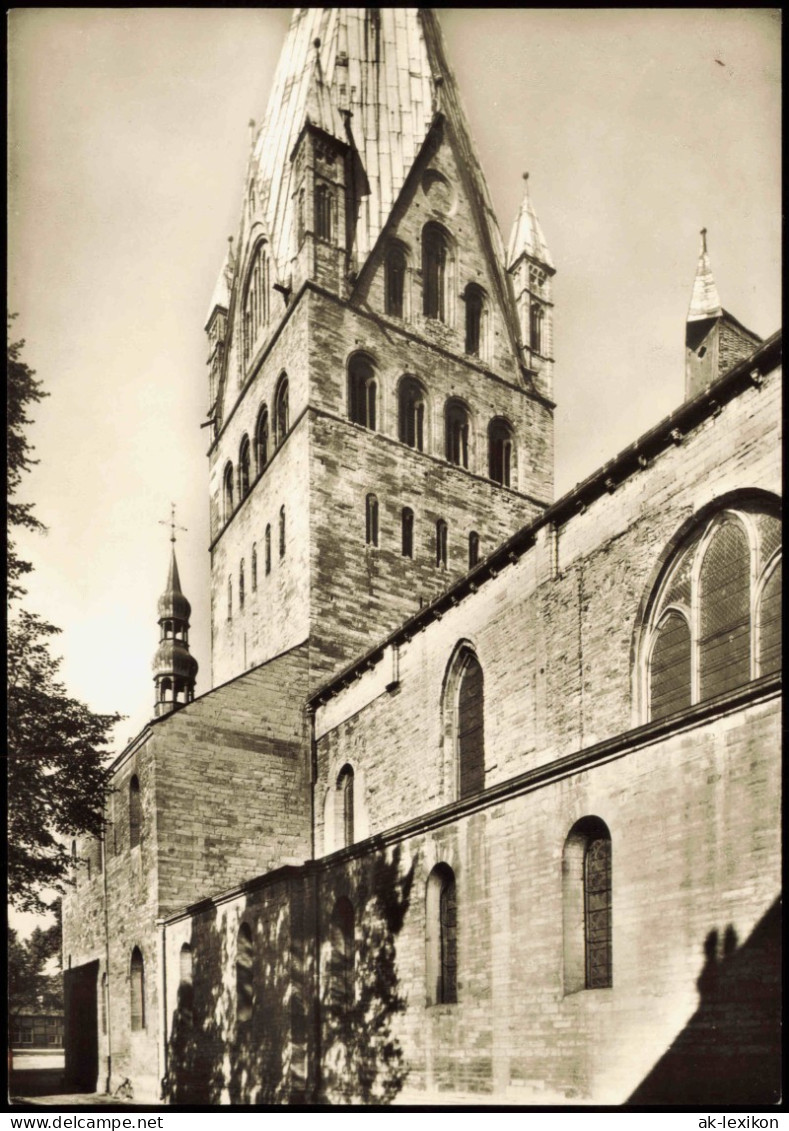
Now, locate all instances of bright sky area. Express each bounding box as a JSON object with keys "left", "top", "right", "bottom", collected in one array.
[{"left": 8, "top": 9, "right": 781, "bottom": 910}]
